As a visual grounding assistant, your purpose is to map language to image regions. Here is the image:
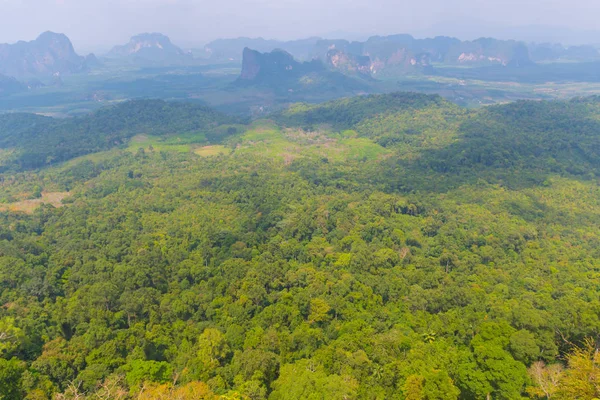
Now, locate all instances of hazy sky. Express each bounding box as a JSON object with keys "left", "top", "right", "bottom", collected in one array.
[{"left": 1, "top": 0, "right": 599, "bottom": 52}]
